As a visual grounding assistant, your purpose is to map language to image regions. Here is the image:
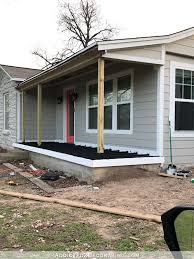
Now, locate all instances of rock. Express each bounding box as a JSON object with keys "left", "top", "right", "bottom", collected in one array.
[
  {"left": 0, "top": 215, "right": 4, "bottom": 219},
  {"left": 93, "top": 187, "right": 100, "bottom": 191}
]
